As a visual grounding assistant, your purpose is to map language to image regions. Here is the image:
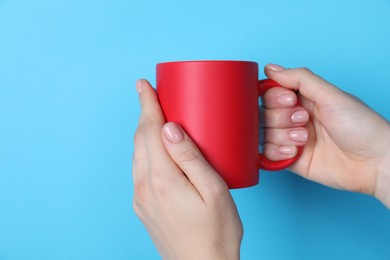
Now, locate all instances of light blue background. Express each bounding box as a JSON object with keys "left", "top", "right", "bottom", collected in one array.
[{"left": 1, "top": 0, "right": 389, "bottom": 259}]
